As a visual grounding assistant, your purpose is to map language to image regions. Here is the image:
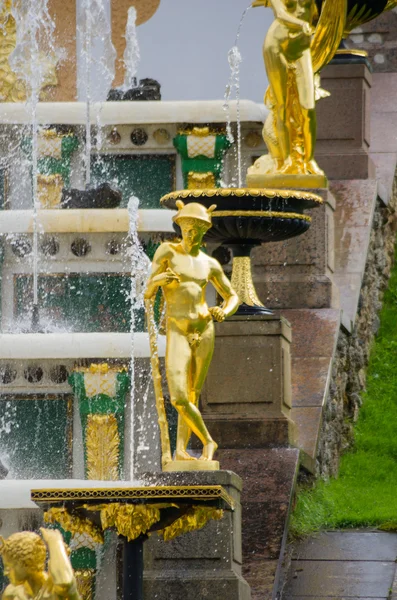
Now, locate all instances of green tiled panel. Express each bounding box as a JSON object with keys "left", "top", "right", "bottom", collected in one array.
[
  {"left": 15, "top": 274, "right": 145, "bottom": 333},
  {"left": 91, "top": 154, "right": 175, "bottom": 208},
  {"left": 0, "top": 396, "right": 72, "bottom": 478}
]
